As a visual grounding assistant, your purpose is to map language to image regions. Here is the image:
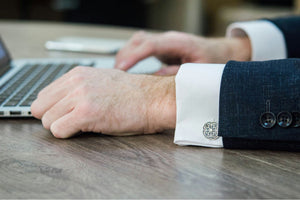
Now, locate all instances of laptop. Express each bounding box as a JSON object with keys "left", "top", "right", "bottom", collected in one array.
[{"left": 0, "top": 37, "right": 161, "bottom": 117}]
